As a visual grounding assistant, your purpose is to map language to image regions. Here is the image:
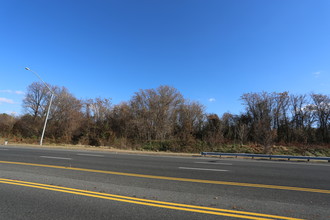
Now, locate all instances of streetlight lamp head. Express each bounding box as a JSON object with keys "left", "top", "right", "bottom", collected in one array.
[{"left": 25, "top": 67, "right": 30, "bottom": 71}]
